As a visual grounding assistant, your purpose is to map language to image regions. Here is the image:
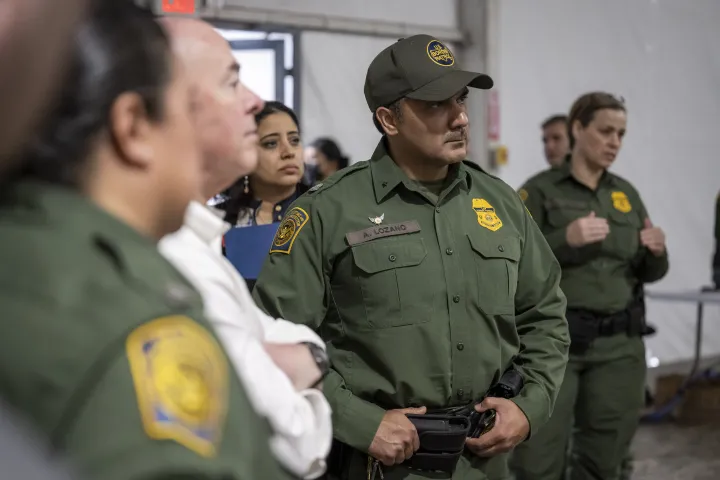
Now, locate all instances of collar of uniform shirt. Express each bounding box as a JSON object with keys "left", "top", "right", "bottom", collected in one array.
[
  {"left": 185, "top": 201, "right": 230, "bottom": 245},
  {"left": 369, "top": 139, "right": 471, "bottom": 203},
  {"left": 553, "top": 160, "right": 618, "bottom": 187}
]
